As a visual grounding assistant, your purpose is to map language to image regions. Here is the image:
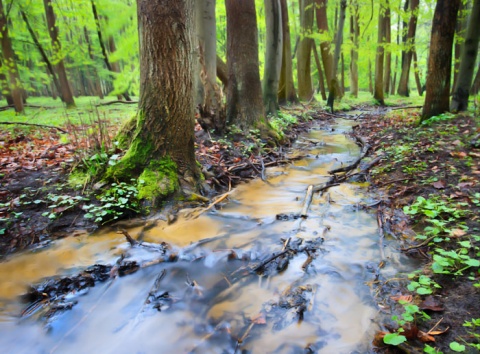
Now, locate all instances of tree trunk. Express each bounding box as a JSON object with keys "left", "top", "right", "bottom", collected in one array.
[
  {"left": 349, "top": 0, "right": 359, "bottom": 97},
  {"left": 451, "top": 0, "right": 480, "bottom": 111},
  {"left": 263, "top": 0, "right": 283, "bottom": 115},
  {"left": 315, "top": 0, "right": 334, "bottom": 91},
  {"left": 297, "top": 0, "right": 314, "bottom": 101},
  {"left": 412, "top": 49, "right": 423, "bottom": 95},
  {"left": 108, "top": 36, "right": 123, "bottom": 100},
  {"left": 43, "top": 0, "right": 75, "bottom": 107},
  {"left": 452, "top": 1, "right": 468, "bottom": 94},
  {"left": 0, "top": 0, "right": 24, "bottom": 113},
  {"left": 332, "top": 0, "right": 346, "bottom": 81},
  {"left": 278, "top": 0, "right": 298, "bottom": 104},
  {"left": 108, "top": 0, "right": 199, "bottom": 203},
  {"left": 422, "top": 0, "right": 461, "bottom": 120},
  {"left": 216, "top": 54, "right": 228, "bottom": 87},
  {"left": 397, "top": 0, "right": 419, "bottom": 97},
  {"left": 368, "top": 58, "right": 373, "bottom": 94},
  {"left": 226, "top": 0, "right": 266, "bottom": 132},
  {"left": 90, "top": 0, "right": 131, "bottom": 101},
  {"left": 374, "top": 3, "right": 386, "bottom": 105},
  {"left": 472, "top": 61, "right": 480, "bottom": 95},
  {"left": 84, "top": 27, "right": 104, "bottom": 99},
  {"left": 312, "top": 44, "right": 326, "bottom": 100},
  {"left": 383, "top": 1, "right": 391, "bottom": 95}
]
